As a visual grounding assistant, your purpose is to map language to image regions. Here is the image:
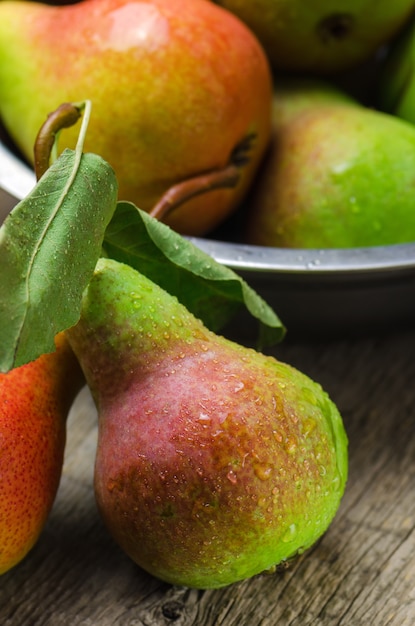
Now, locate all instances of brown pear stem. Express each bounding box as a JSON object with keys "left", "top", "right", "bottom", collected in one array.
[
  {"left": 33, "top": 102, "right": 83, "bottom": 181},
  {"left": 149, "top": 164, "right": 241, "bottom": 222},
  {"left": 149, "top": 132, "right": 257, "bottom": 223}
]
